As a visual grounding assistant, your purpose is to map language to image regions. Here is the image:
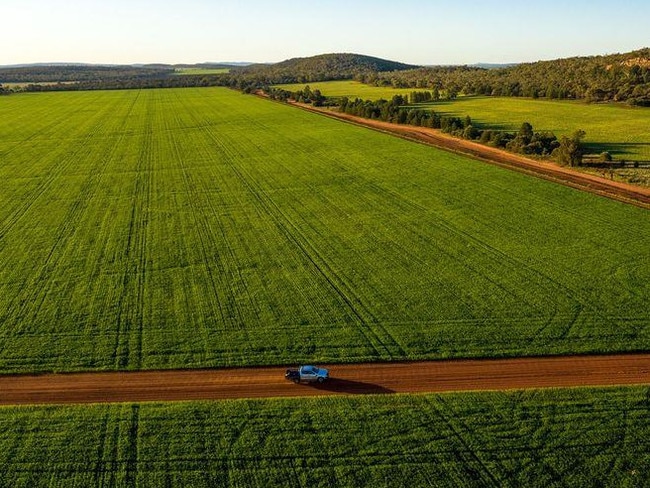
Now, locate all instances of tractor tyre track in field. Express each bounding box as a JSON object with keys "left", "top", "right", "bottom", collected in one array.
[
  {"left": 288, "top": 102, "right": 650, "bottom": 209},
  {"left": 200, "top": 118, "right": 402, "bottom": 360},
  {"left": 0, "top": 353, "right": 648, "bottom": 405},
  {"left": 165, "top": 93, "right": 237, "bottom": 347},
  {"left": 432, "top": 396, "right": 502, "bottom": 485},
  {"left": 0, "top": 95, "right": 133, "bottom": 342},
  {"left": 113, "top": 92, "right": 151, "bottom": 370}
]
